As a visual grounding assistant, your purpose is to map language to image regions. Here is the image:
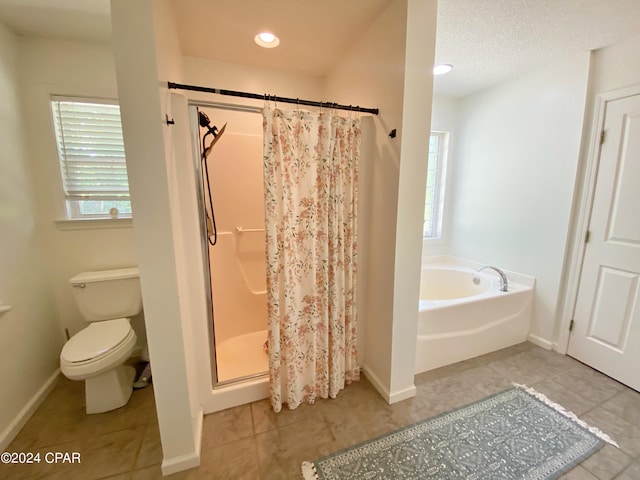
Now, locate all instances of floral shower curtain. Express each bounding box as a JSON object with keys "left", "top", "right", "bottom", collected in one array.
[{"left": 262, "top": 106, "right": 361, "bottom": 412}]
